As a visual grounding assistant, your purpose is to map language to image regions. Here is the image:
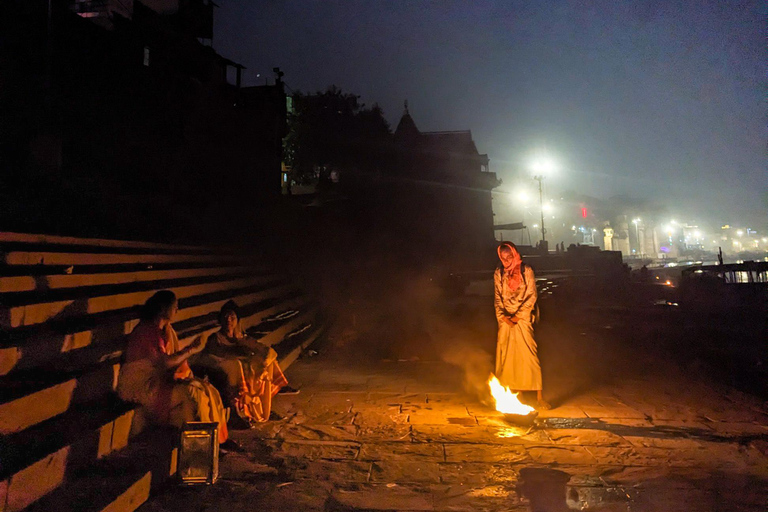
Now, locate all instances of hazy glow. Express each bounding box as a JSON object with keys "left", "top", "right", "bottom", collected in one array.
[{"left": 530, "top": 156, "right": 557, "bottom": 176}]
